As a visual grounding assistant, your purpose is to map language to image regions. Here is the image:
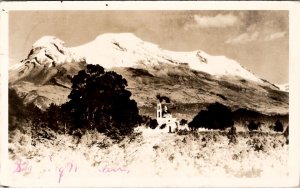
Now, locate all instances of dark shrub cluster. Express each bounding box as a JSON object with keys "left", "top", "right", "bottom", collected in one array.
[
  {"left": 188, "top": 102, "right": 234, "bottom": 130},
  {"left": 142, "top": 116, "right": 158, "bottom": 129}
]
